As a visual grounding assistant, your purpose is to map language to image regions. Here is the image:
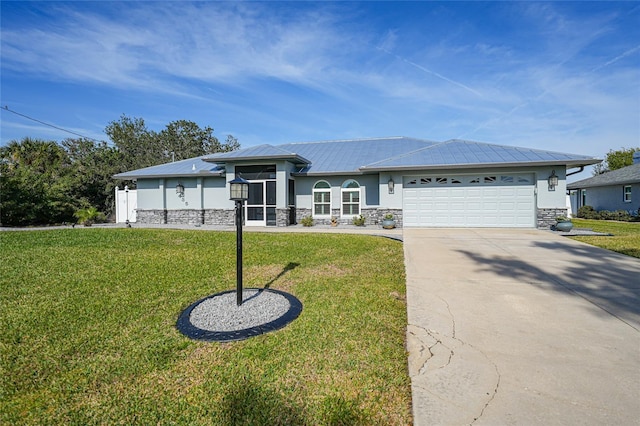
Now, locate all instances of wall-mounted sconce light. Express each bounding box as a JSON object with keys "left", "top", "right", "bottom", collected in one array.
[
  {"left": 176, "top": 183, "right": 185, "bottom": 199},
  {"left": 388, "top": 177, "right": 395, "bottom": 194},
  {"left": 548, "top": 170, "right": 558, "bottom": 191}
]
